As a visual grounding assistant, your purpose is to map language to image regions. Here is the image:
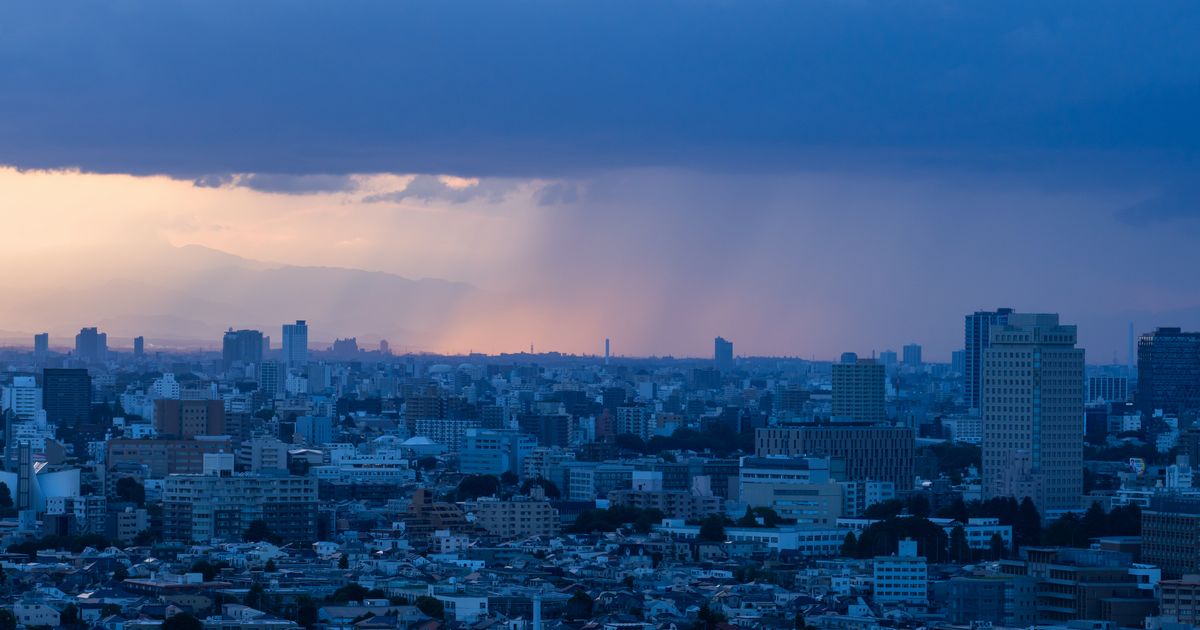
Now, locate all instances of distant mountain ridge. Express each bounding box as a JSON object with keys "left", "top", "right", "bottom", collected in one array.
[{"left": 0, "top": 244, "right": 476, "bottom": 351}]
